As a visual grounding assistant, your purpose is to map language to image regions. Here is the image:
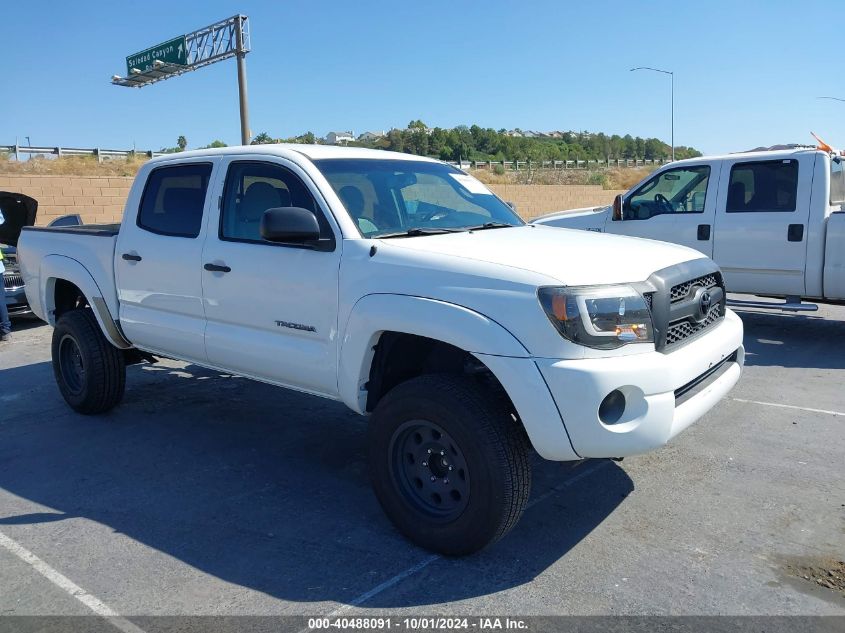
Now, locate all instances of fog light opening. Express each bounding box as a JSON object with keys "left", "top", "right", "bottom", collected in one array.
[{"left": 599, "top": 389, "right": 626, "bottom": 425}]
